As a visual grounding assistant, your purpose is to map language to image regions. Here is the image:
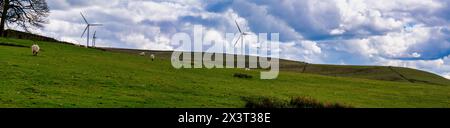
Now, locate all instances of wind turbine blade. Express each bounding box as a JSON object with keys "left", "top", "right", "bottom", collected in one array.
[
  {"left": 80, "top": 12, "right": 89, "bottom": 24},
  {"left": 235, "top": 20, "right": 242, "bottom": 33},
  {"left": 81, "top": 26, "right": 89, "bottom": 37},
  {"left": 90, "top": 24, "right": 103, "bottom": 26},
  {"left": 234, "top": 35, "right": 242, "bottom": 47}
]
